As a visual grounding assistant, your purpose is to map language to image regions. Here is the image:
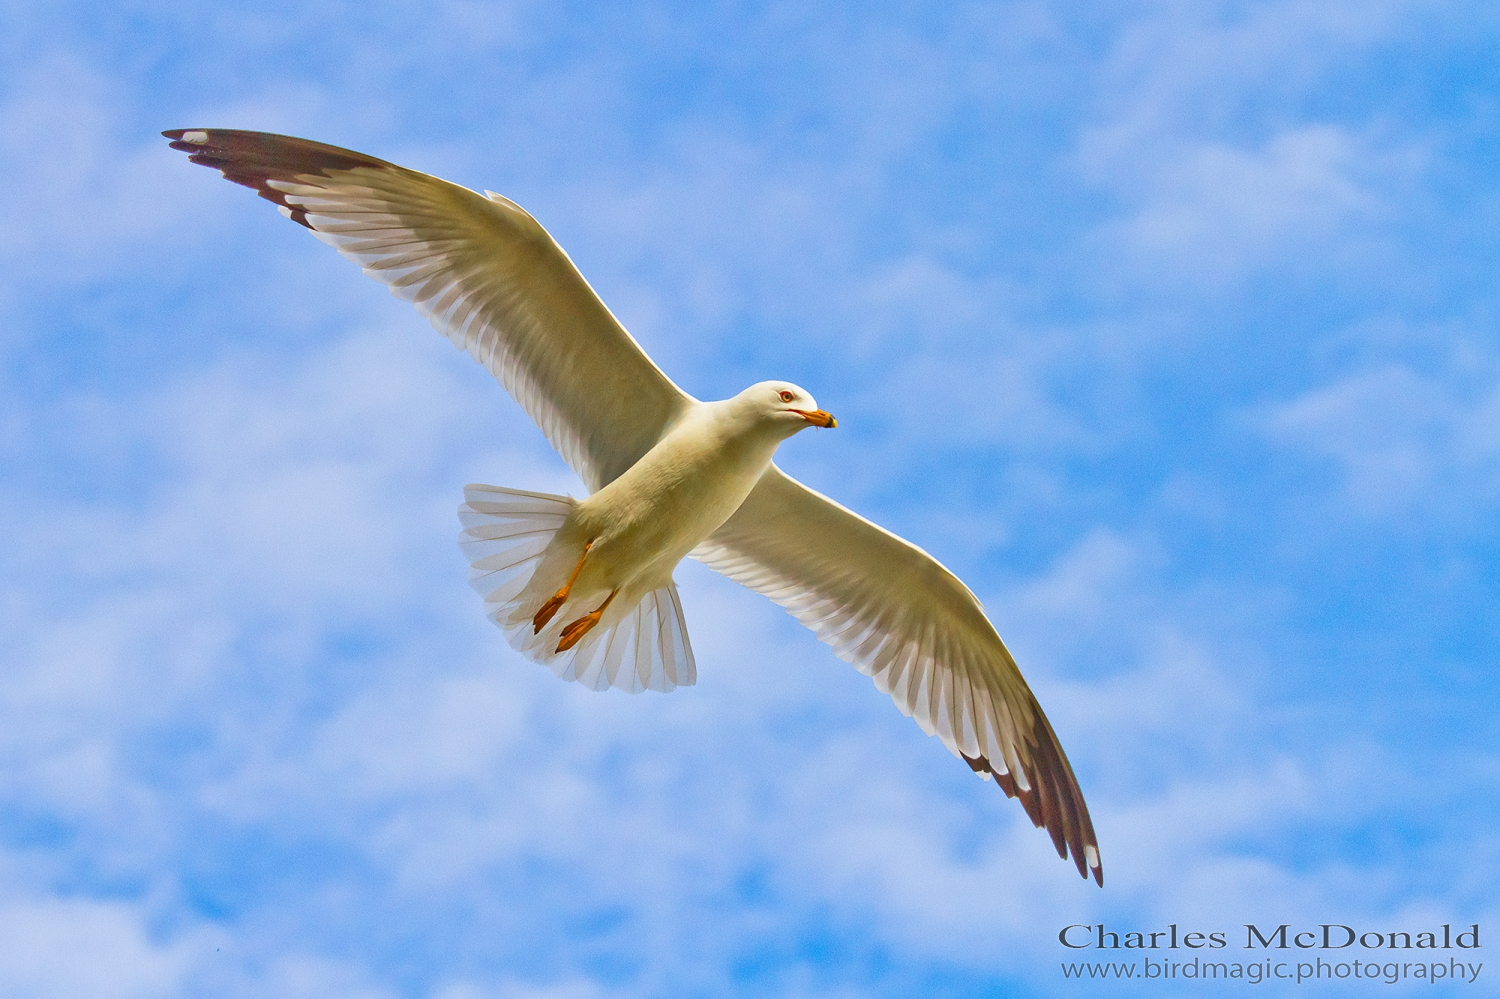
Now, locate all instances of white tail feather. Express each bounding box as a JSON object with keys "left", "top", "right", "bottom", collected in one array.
[{"left": 459, "top": 484, "right": 696, "bottom": 693}]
